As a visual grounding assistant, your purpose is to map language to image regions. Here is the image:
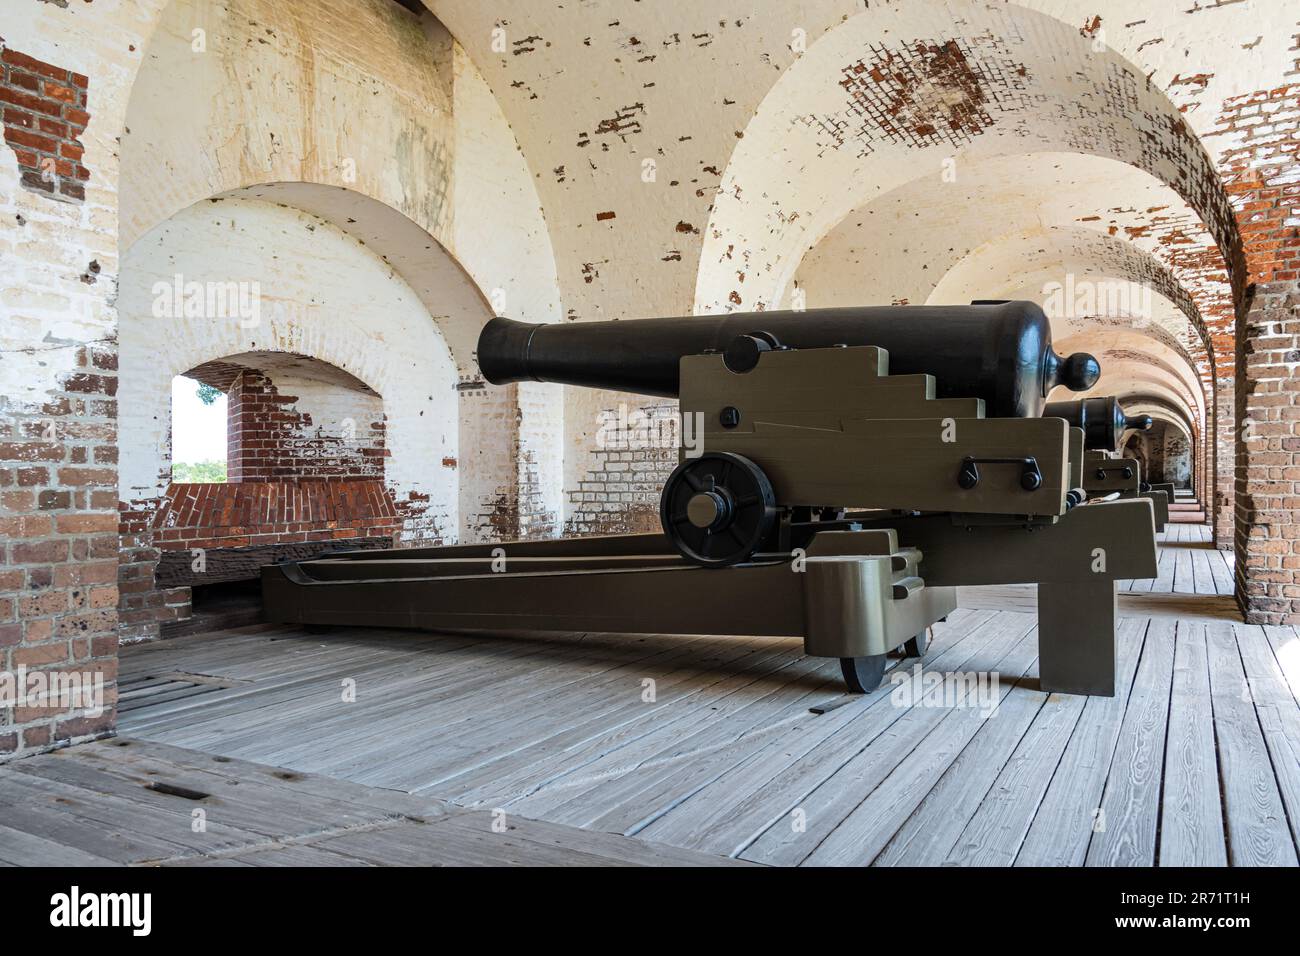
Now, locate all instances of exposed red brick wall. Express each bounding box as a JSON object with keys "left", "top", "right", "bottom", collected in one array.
[
  {"left": 1215, "top": 29, "right": 1300, "bottom": 623},
  {"left": 117, "top": 480, "right": 400, "bottom": 639},
  {"left": 565, "top": 401, "right": 677, "bottom": 536},
  {"left": 1, "top": 344, "right": 119, "bottom": 756},
  {"left": 117, "top": 365, "right": 392, "bottom": 643},
  {"left": 1, "top": 47, "right": 90, "bottom": 202},
  {"left": 117, "top": 491, "right": 173, "bottom": 643},
  {"left": 153, "top": 480, "right": 399, "bottom": 549},
  {"left": 226, "top": 370, "right": 386, "bottom": 482}
]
